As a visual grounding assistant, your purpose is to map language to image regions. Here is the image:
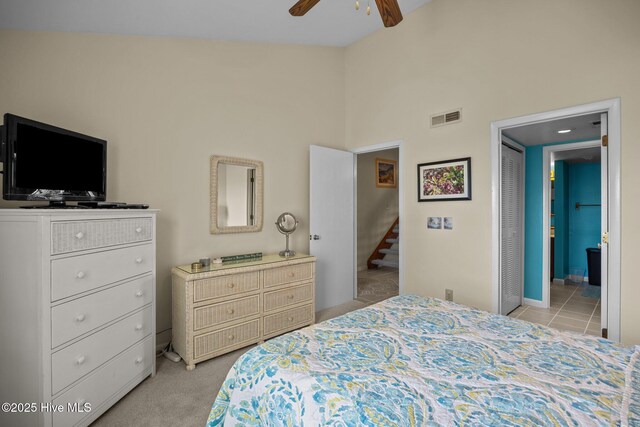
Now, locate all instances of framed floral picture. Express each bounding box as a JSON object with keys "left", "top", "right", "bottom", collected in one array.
[
  {"left": 376, "top": 158, "right": 397, "bottom": 188},
  {"left": 417, "top": 157, "right": 471, "bottom": 202}
]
